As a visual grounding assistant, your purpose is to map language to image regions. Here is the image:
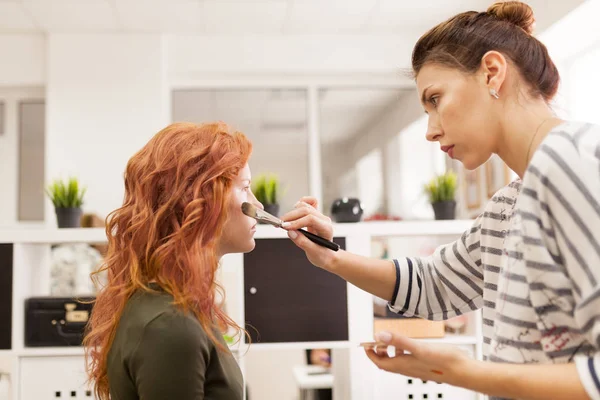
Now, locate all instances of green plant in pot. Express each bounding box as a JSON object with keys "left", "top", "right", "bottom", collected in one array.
[
  {"left": 424, "top": 171, "right": 457, "bottom": 220},
  {"left": 252, "top": 174, "right": 280, "bottom": 221},
  {"left": 45, "top": 177, "right": 87, "bottom": 228}
]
